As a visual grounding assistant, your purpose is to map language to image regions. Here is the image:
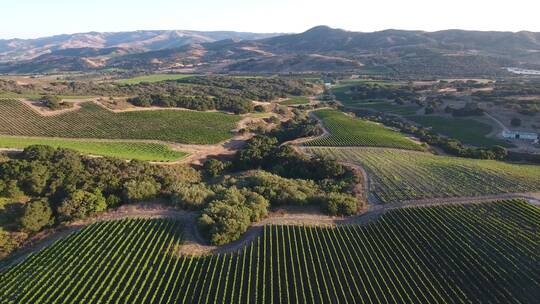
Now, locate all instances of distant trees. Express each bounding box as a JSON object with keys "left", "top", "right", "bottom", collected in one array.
[{"left": 122, "top": 177, "right": 161, "bottom": 203}]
